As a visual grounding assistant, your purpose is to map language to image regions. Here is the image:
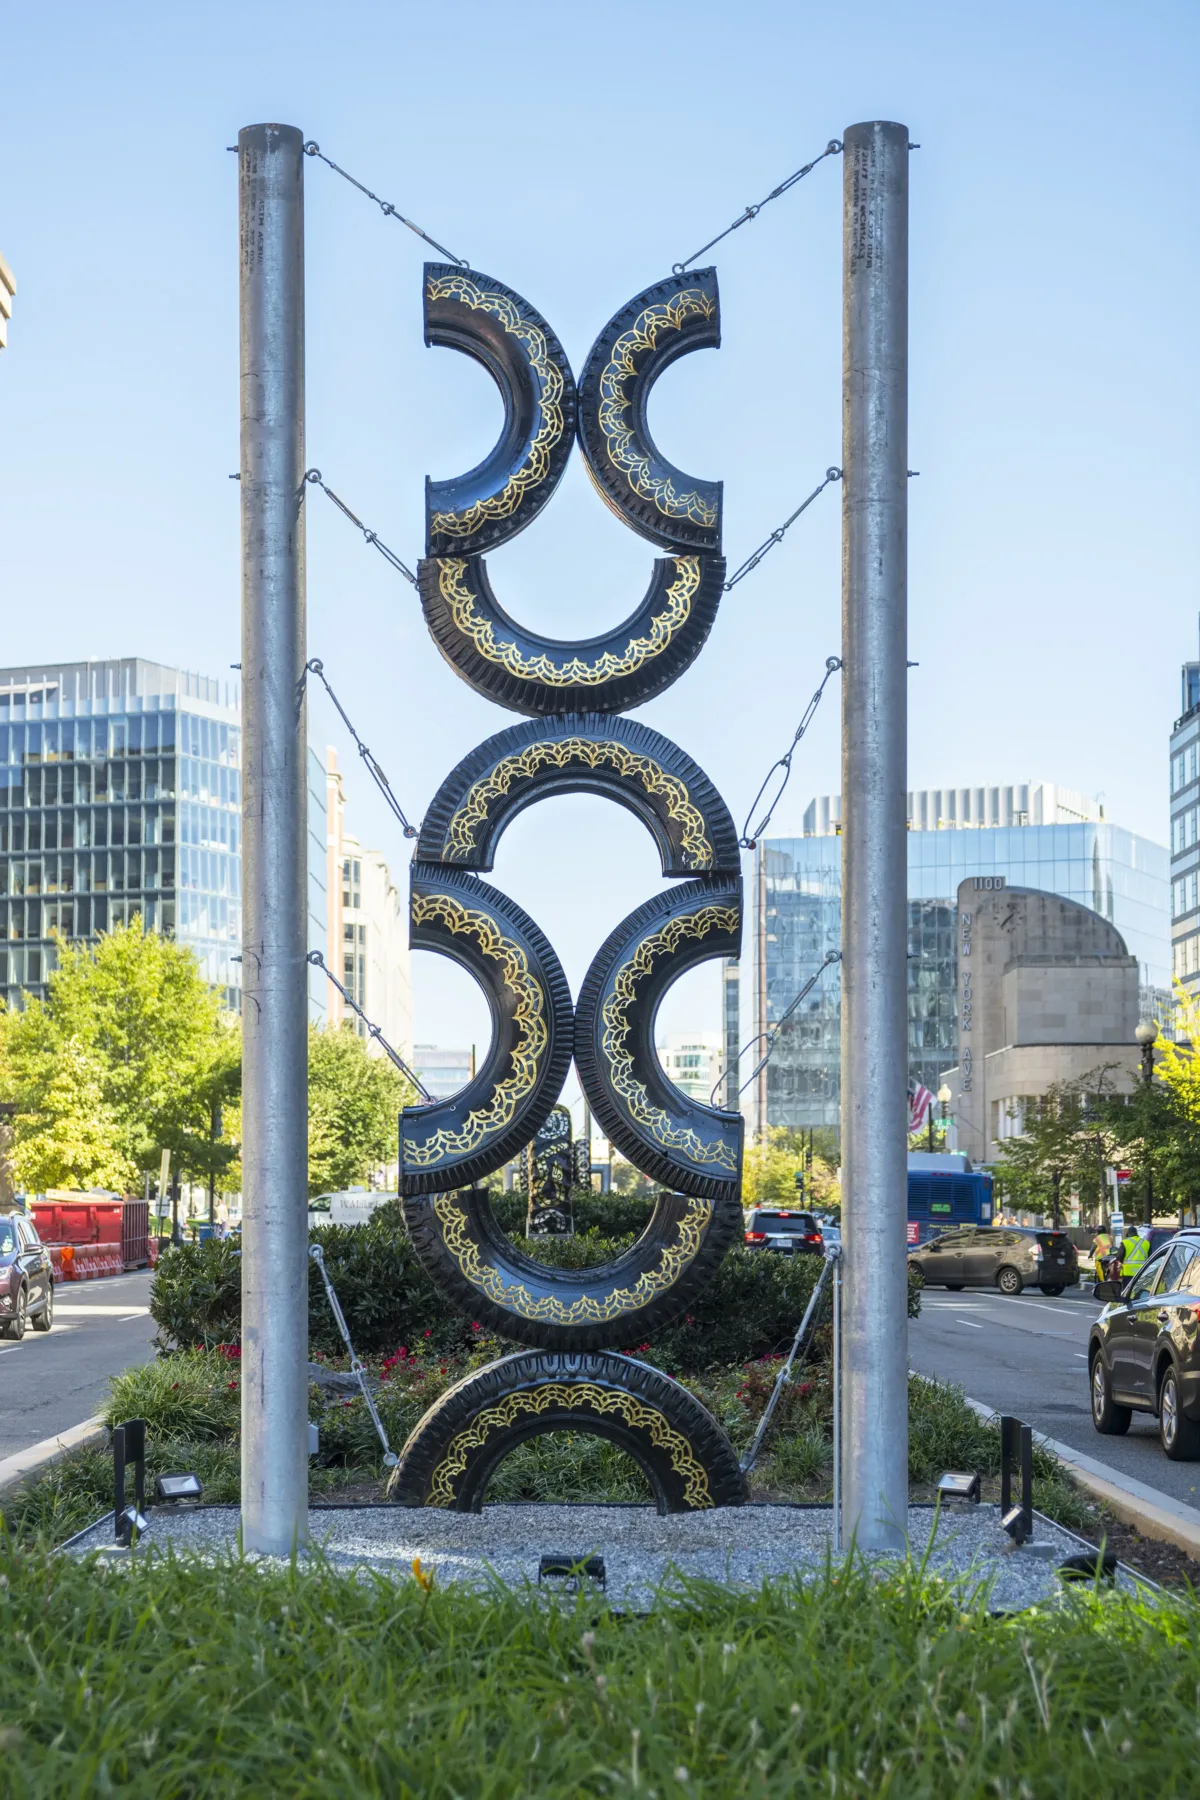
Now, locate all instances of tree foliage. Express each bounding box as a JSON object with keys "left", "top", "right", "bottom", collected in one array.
[
  {"left": 992, "top": 1066, "right": 1130, "bottom": 1223},
  {"left": 741, "top": 1127, "right": 839, "bottom": 1210},
  {"left": 307, "top": 1025, "right": 412, "bottom": 1198},
  {"left": 0, "top": 920, "right": 240, "bottom": 1194}
]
